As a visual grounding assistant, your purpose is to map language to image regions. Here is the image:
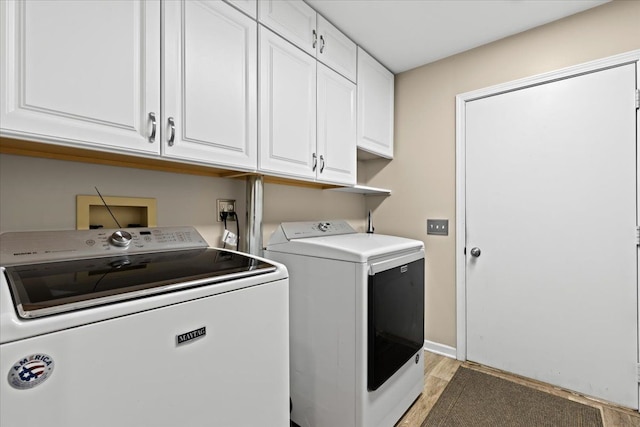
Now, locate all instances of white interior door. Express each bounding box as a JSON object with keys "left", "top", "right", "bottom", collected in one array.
[{"left": 465, "top": 63, "right": 638, "bottom": 409}]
